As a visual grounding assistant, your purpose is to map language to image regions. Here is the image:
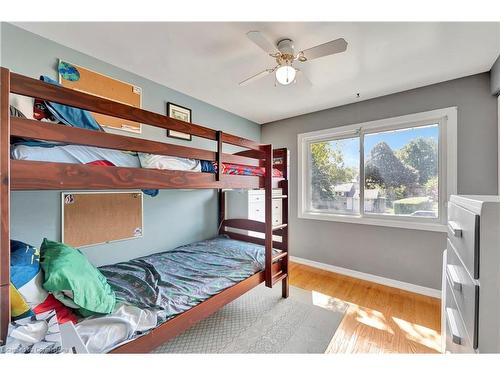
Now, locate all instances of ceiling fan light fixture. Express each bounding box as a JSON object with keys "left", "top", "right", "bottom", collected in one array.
[{"left": 275, "top": 65, "right": 296, "bottom": 85}]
